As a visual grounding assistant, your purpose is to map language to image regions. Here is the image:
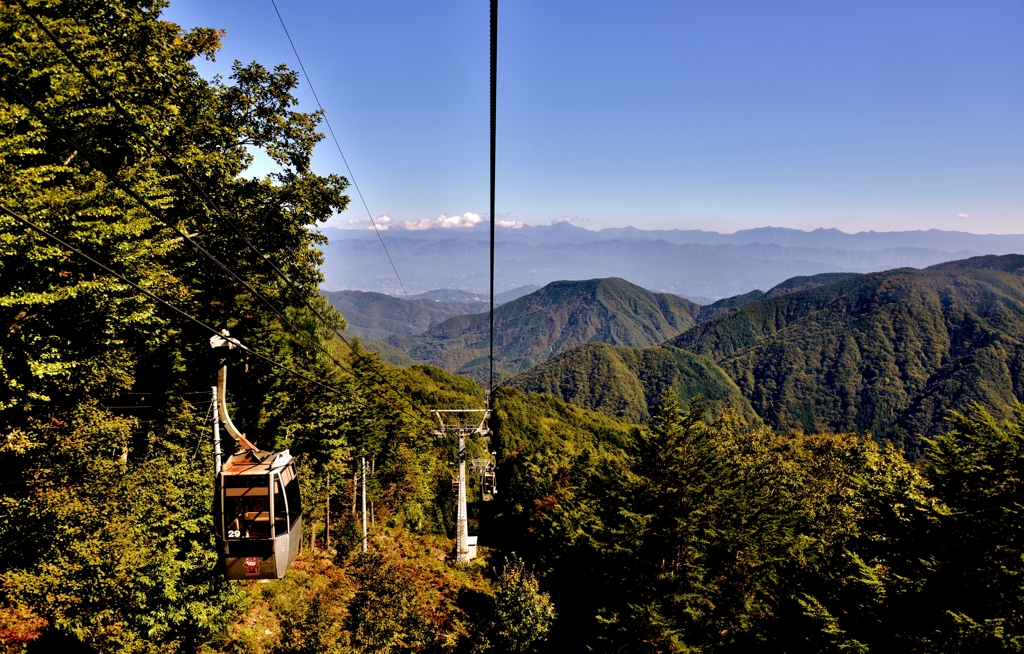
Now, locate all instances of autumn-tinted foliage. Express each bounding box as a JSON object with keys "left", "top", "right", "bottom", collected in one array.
[
  {"left": 4, "top": 1, "right": 1024, "bottom": 653},
  {"left": 495, "top": 389, "right": 1024, "bottom": 652}
]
